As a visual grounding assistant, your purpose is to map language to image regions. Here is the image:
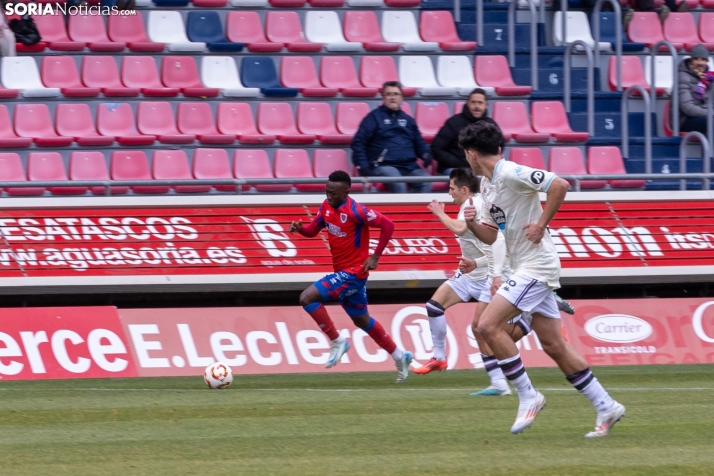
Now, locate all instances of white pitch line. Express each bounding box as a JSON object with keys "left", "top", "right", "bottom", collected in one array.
[{"left": 0, "top": 387, "right": 712, "bottom": 392}]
